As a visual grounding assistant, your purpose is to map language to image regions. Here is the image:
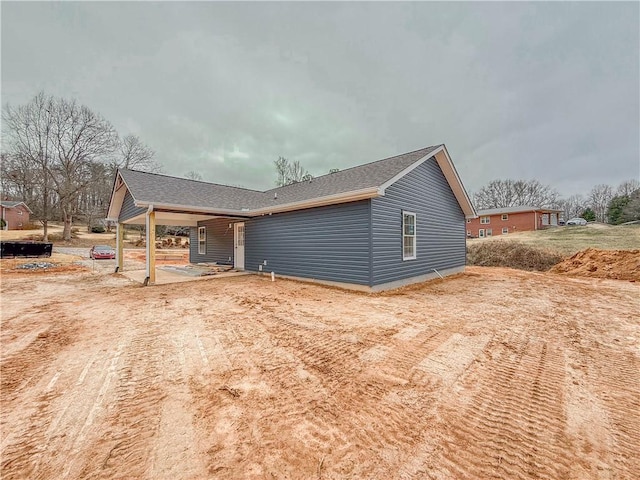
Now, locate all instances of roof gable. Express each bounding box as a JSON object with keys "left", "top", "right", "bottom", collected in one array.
[{"left": 1, "top": 201, "right": 32, "bottom": 212}]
